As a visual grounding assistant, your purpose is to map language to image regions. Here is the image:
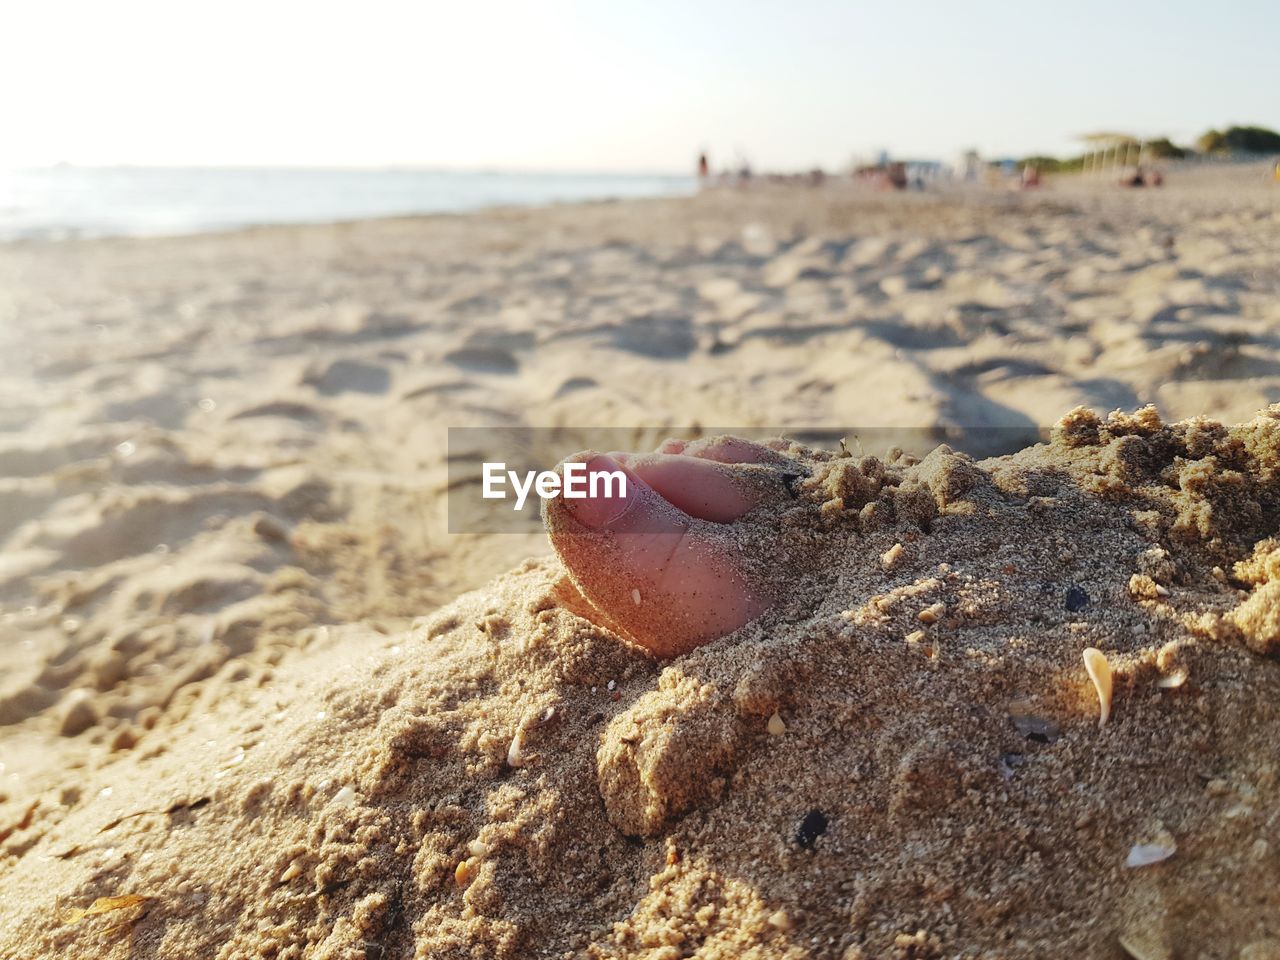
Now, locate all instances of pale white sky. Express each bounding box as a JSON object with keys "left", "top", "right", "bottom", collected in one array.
[{"left": 3, "top": 0, "right": 1276, "bottom": 172}]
